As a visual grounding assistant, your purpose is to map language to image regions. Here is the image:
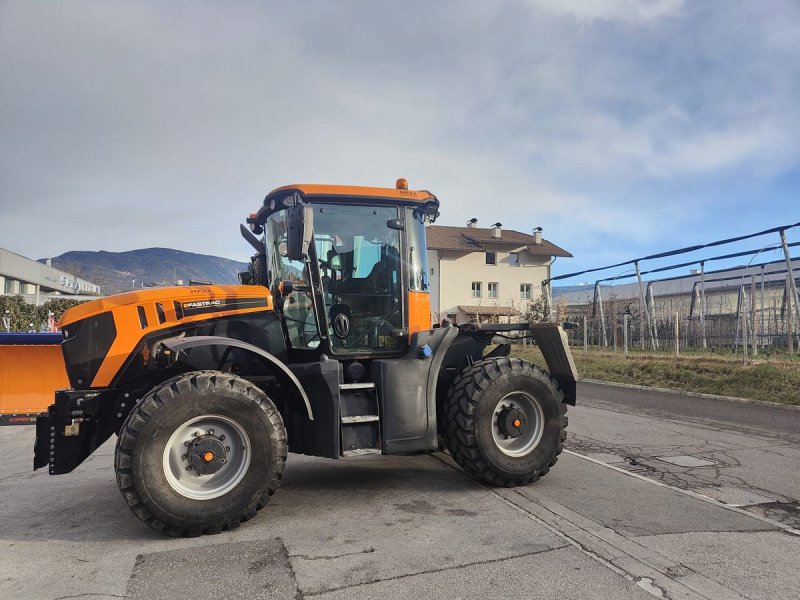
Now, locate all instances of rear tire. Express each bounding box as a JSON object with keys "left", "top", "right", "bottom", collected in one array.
[
  {"left": 115, "top": 371, "right": 287, "bottom": 536},
  {"left": 443, "top": 357, "right": 567, "bottom": 486}
]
